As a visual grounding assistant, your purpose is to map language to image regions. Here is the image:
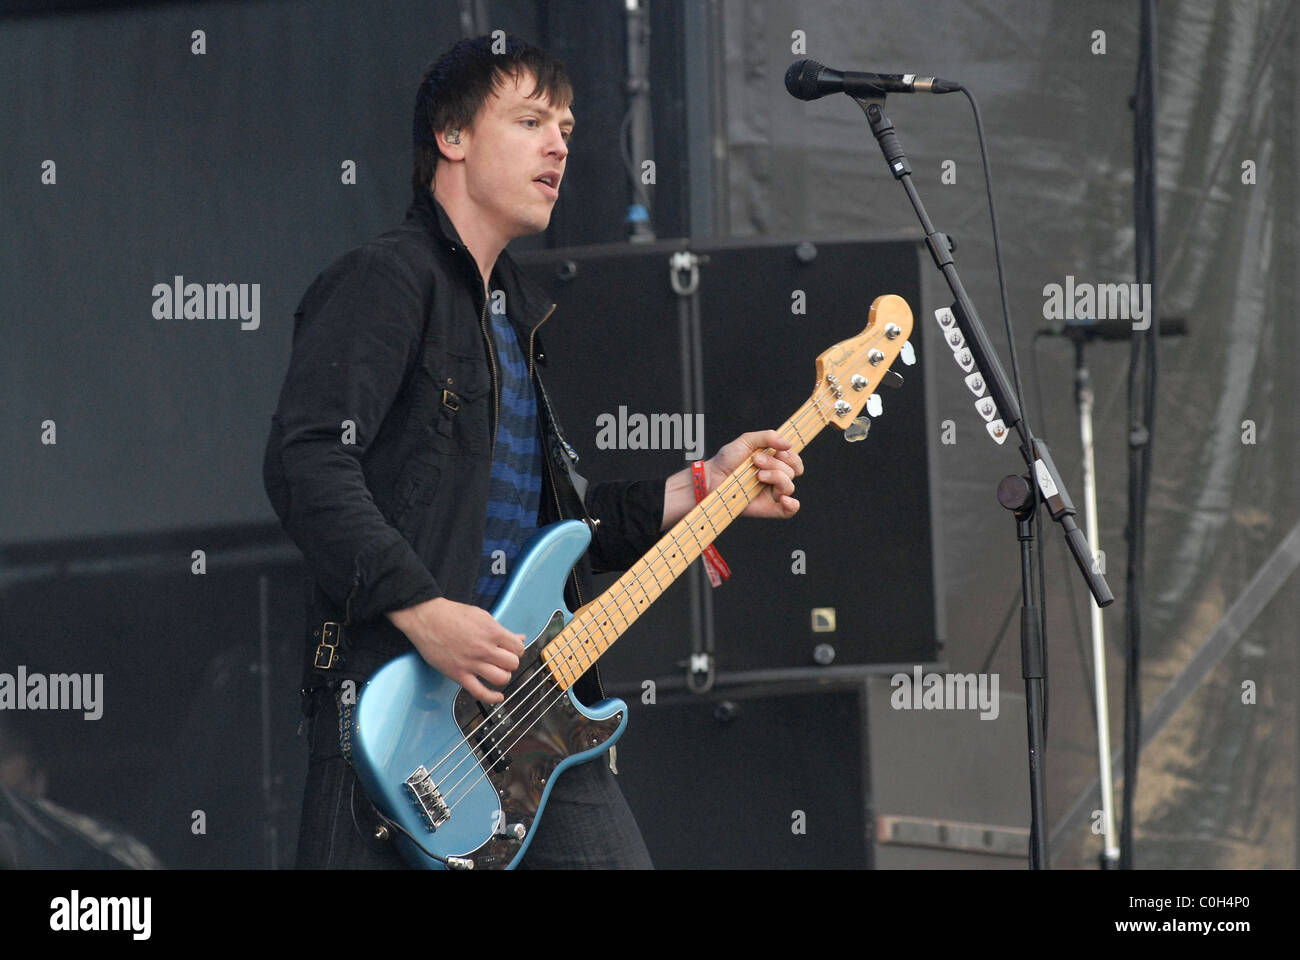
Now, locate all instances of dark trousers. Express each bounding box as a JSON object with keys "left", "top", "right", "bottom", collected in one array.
[{"left": 294, "top": 686, "right": 653, "bottom": 870}]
